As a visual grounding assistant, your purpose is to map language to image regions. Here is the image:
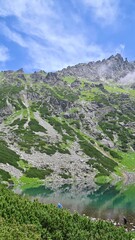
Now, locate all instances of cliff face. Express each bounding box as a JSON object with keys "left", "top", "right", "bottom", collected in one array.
[{"left": 0, "top": 54, "right": 135, "bottom": 190}]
